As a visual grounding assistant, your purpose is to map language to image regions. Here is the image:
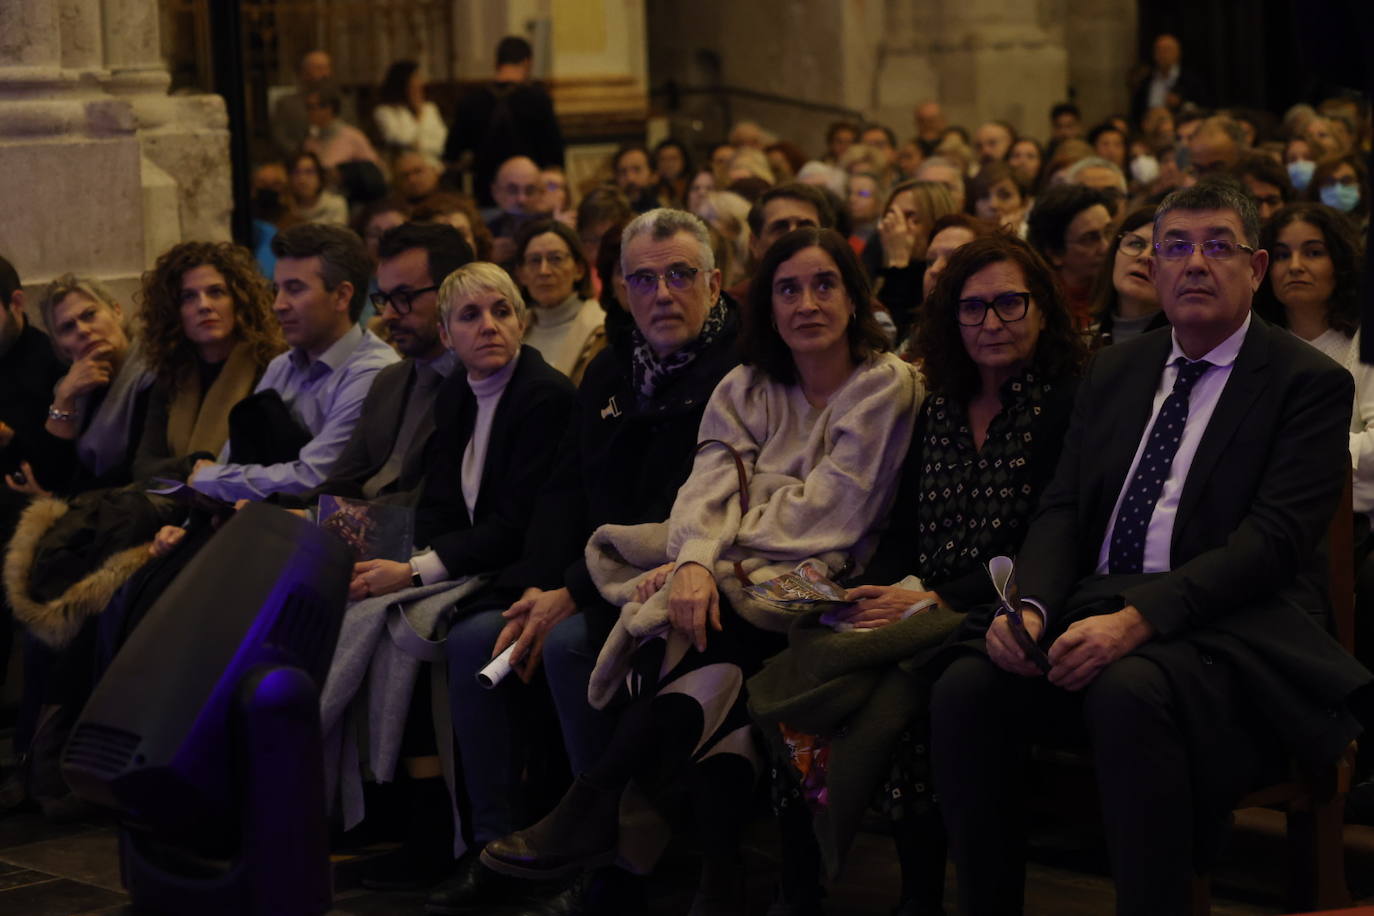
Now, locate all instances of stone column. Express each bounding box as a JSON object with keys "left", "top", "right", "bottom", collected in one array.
[
  {"left": 1065, "top": 0, "right": 1138, "bottom": 126},
  {"left": 857, "top": 0, "right": 1070, "bottom": 142},
  {"left": 0, "top": 0, "right": 230, "bottom": 313},
  {"left": 0, "top": 0, "right": 63, "bottom": 76}
]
